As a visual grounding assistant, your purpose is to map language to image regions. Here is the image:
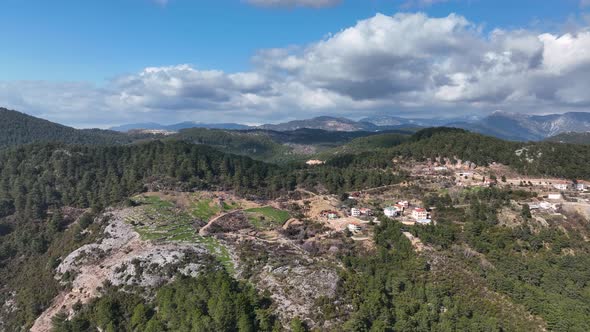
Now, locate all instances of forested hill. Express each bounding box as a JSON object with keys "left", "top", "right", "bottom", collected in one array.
[
  {"left": 546, "top": 131, "right": 590, "bottom": 145},
  {"left": 393, "top": 128, "right": 590, "bottom": 179},
  {"left": 0, "top": 108, "right": 134, "bottom": 148}
]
